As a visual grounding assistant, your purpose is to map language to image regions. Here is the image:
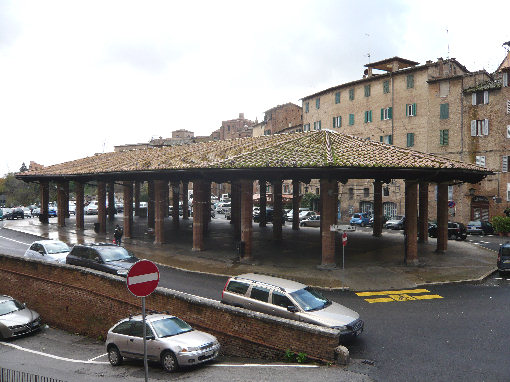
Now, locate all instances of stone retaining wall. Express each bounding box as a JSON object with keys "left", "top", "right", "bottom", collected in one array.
[{"left": 0, "top": 254, "right": 341, "bottom": 362}]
